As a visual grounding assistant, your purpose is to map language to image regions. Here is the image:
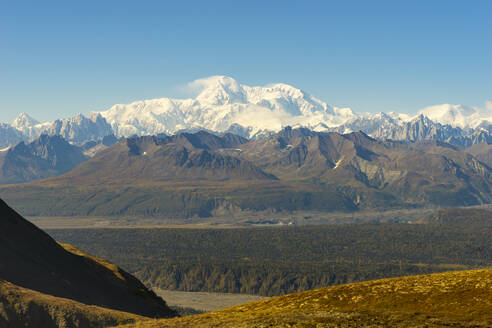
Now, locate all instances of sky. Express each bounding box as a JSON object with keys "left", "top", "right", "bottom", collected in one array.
[{"left": 1, "top": 0, "right": 491, "bottom": 123}]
